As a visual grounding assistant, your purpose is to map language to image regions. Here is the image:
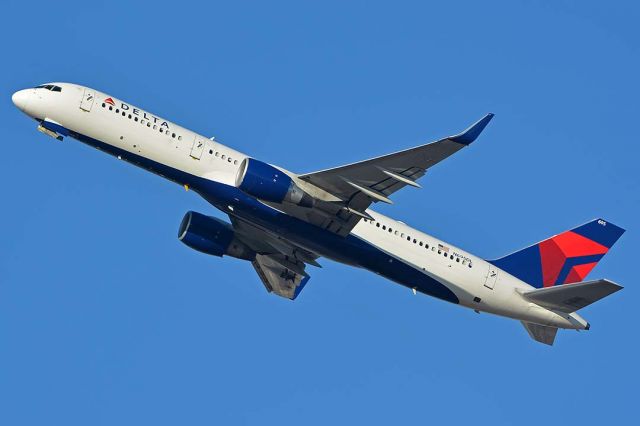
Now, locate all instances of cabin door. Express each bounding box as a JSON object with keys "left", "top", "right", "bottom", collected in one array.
[
  {"left": 80, "top": 88, "right": 95, "bottom": 112},
  {"left": 484, "top": 265, "right": 499, "bottom": 289},
  {"left": 190, "top": 136, "right": 206, "bottom": 159}
]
